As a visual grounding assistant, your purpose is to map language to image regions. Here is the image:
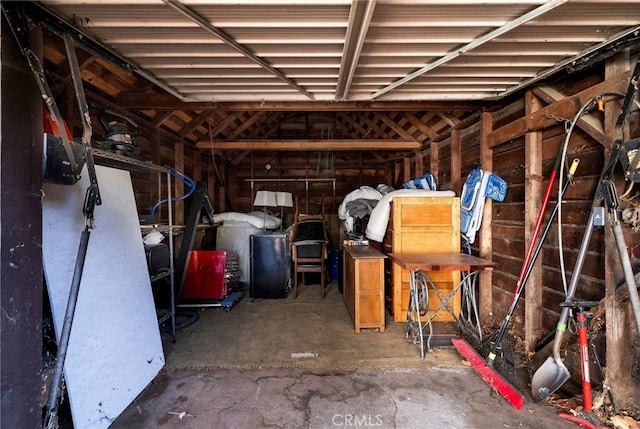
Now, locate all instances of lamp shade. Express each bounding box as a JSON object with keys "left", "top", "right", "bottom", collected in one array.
[
  {"left": 276, "top": 191, "right": 293, "bottom": 208},
  {"left": 254, "top": 190, "right": 277, "bottom": 207}
]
